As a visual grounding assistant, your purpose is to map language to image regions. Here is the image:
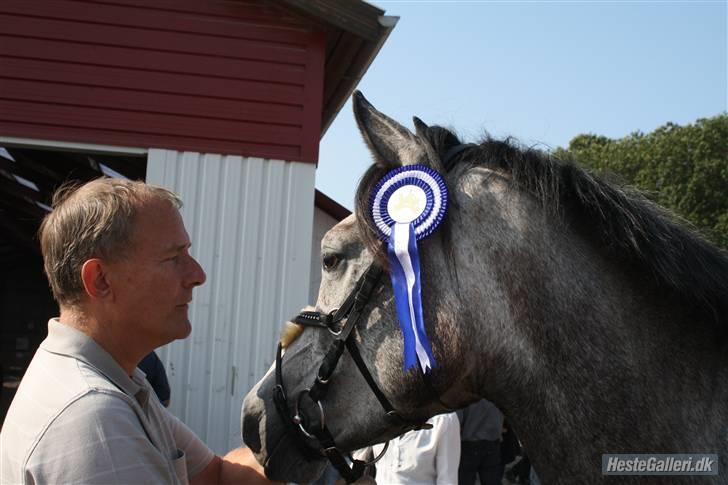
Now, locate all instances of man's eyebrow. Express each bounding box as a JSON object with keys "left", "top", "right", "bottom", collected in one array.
[{"left": 164, "top": 242, "right": 191, "bottom": 253}]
